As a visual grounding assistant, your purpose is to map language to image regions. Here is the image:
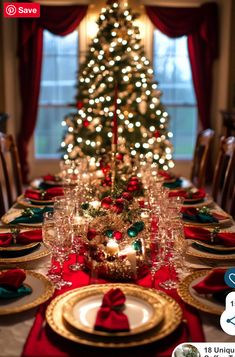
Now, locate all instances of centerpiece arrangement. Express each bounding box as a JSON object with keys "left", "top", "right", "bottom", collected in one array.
[{"left": 81, "top": 193, "right": 149, "bottom": 280}]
